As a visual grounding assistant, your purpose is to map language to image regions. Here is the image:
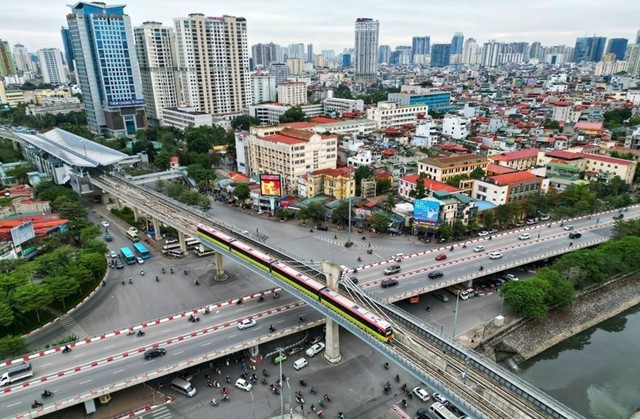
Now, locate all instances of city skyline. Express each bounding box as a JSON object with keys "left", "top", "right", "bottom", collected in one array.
[{"left": 2, "top": 0, "right": 640, "bottom": 53}]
